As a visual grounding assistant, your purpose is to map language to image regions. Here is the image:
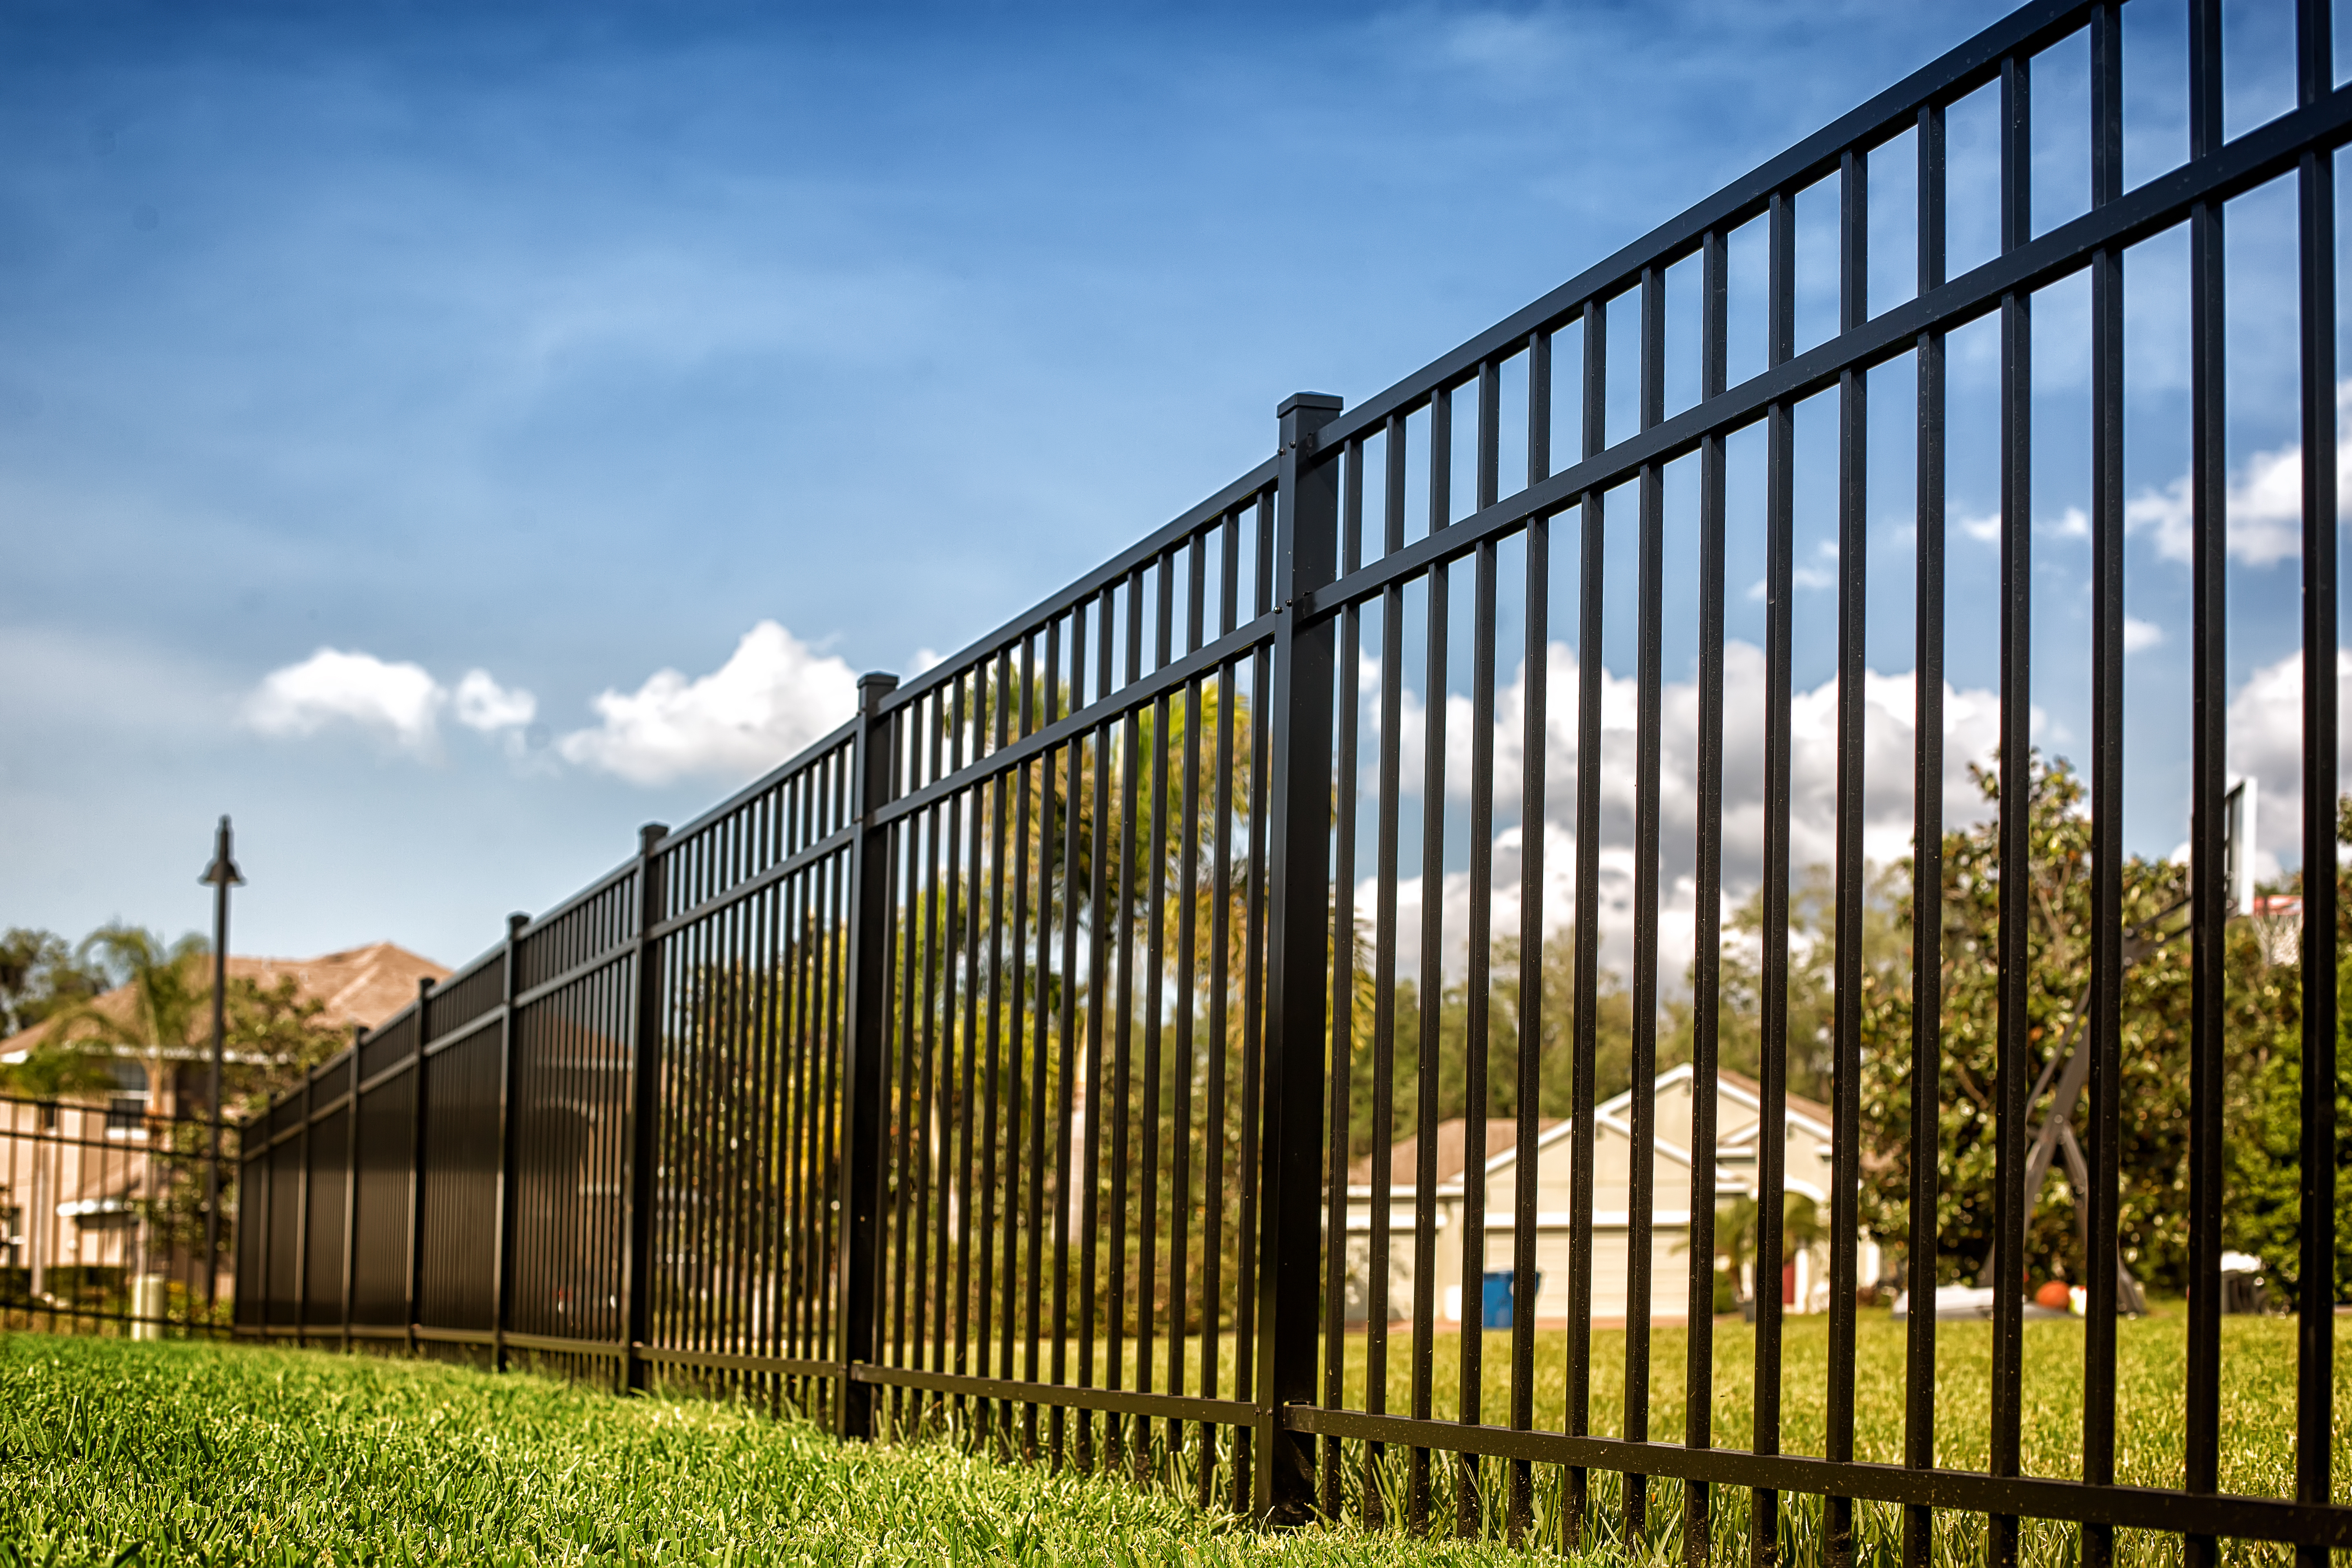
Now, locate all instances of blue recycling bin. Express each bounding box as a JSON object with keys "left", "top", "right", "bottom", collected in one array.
[{"left": 1481, "top": 1269, "right": 1541, "bottom": 1329}]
